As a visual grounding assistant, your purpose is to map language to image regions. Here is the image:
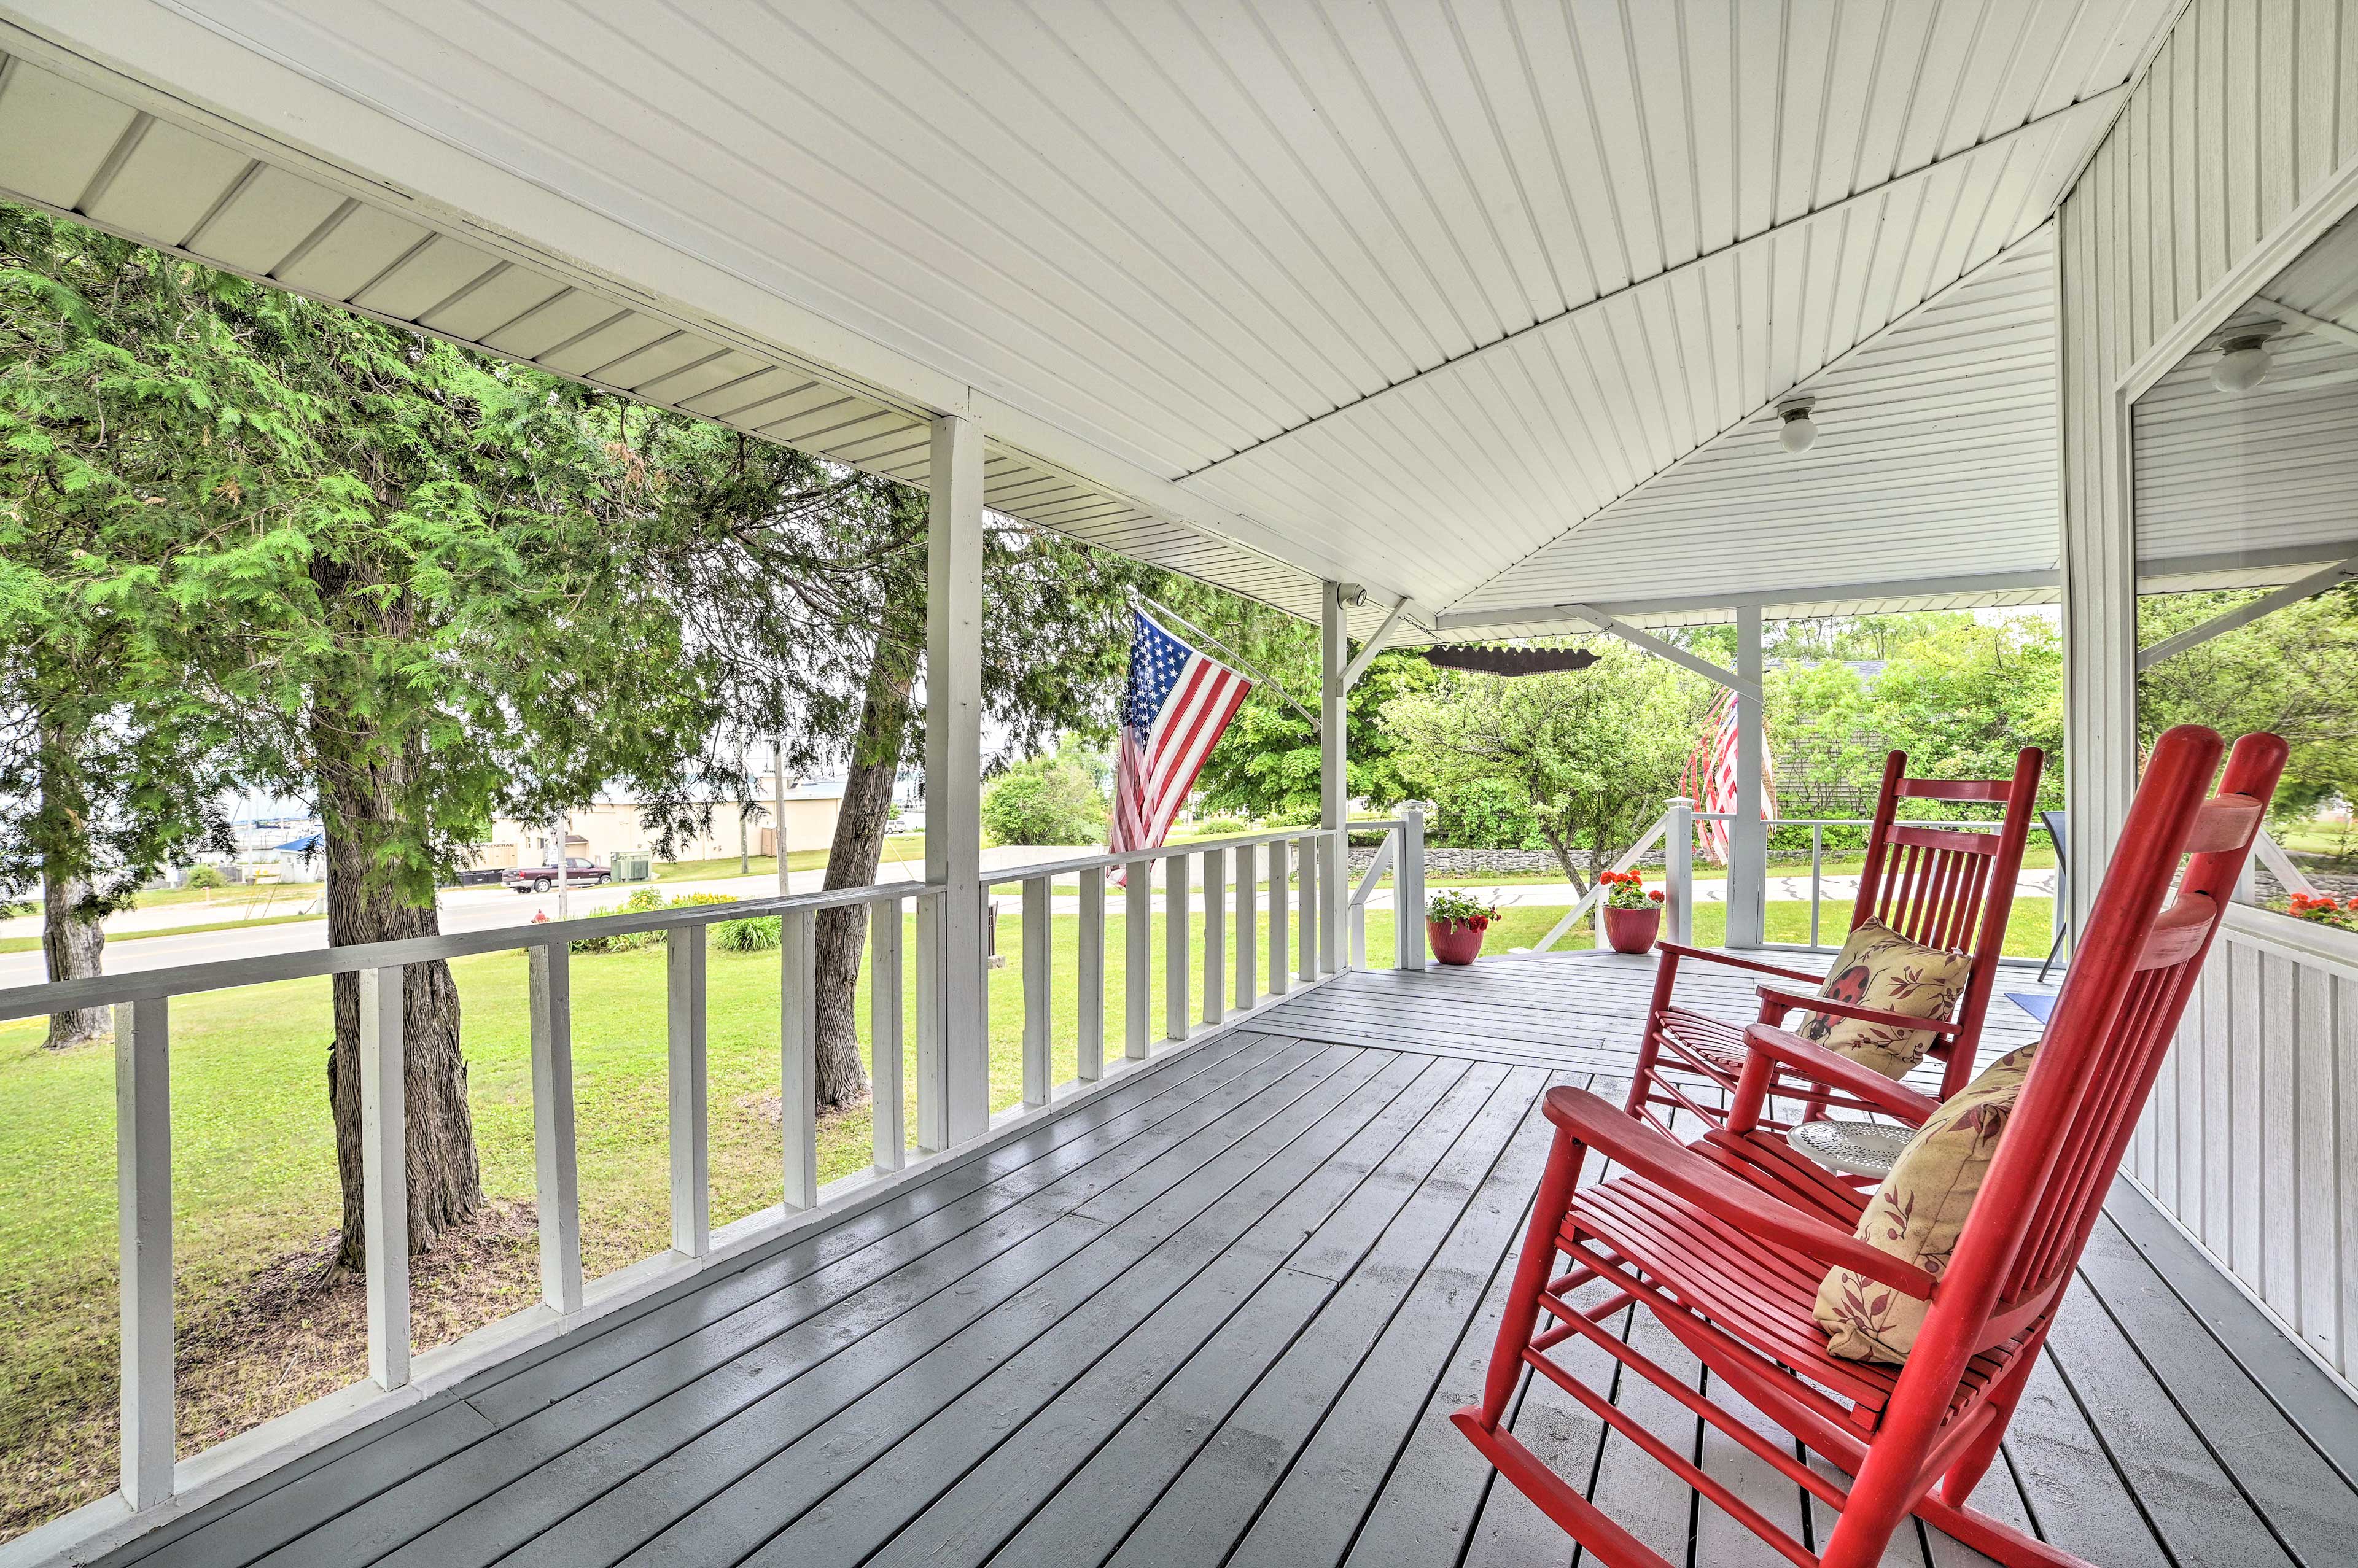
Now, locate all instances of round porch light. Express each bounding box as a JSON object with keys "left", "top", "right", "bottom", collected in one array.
[
  {"left": 1777, "top": 397, "right": 1817, "bottom": 453},
  {"left": 2212, "top": 334, "right": 2271, "bottom": 393}
]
